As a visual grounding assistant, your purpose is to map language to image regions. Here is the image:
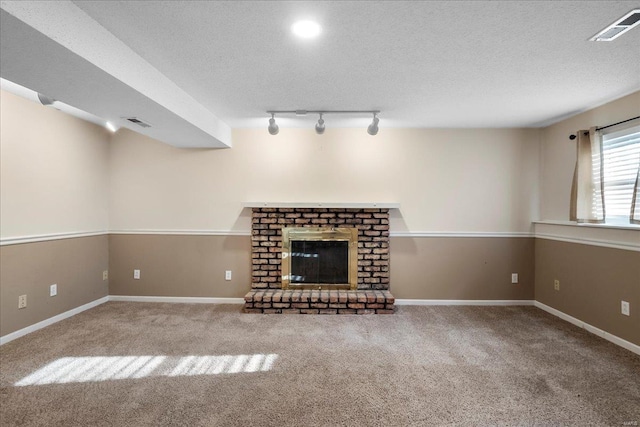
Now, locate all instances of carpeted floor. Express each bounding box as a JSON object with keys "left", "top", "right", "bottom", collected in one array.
[{"left": 1, "top": 302, "right": 639, "bottom": 426}]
